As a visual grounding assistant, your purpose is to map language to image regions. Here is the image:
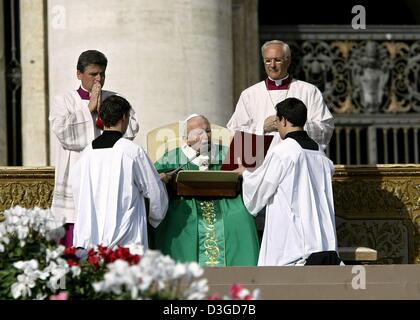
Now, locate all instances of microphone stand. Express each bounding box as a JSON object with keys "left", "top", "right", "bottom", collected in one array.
[{"left": 165, "top": 150, "right": 201, "bottom": 177}]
